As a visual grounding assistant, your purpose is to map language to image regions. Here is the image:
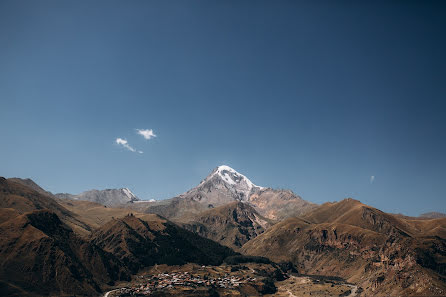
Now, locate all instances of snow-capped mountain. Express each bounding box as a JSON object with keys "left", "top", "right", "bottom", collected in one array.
[
  {"left": 194, "top": 165, "right": 264, "bottom": 202},
  {"left": 55, "top": 188, "right": 140, "bottom": 207},
  {"left": 143, "top": 165, "right": 316, "bottom": 221}
]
